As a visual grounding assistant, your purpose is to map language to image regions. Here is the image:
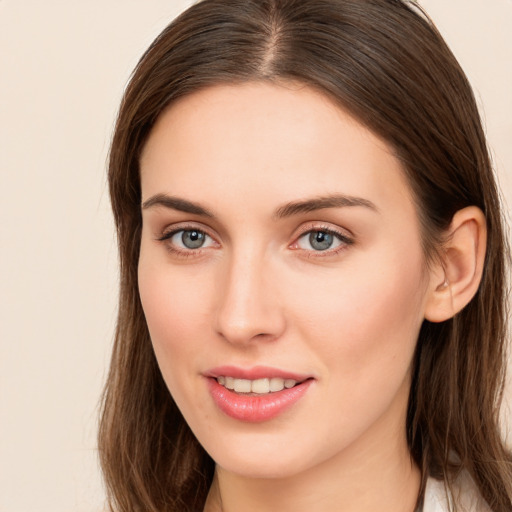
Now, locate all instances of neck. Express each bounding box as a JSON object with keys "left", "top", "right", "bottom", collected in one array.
[{"left": 204, "top": 404, "right": 421, "bottom": 512}]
